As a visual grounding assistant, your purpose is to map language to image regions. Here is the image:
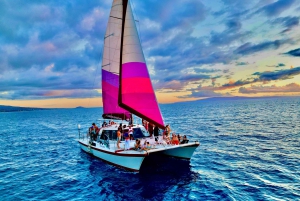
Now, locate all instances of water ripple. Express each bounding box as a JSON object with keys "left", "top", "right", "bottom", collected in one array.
[{"left": 0, "top": 97, "right": 299, "bottom": 200}]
